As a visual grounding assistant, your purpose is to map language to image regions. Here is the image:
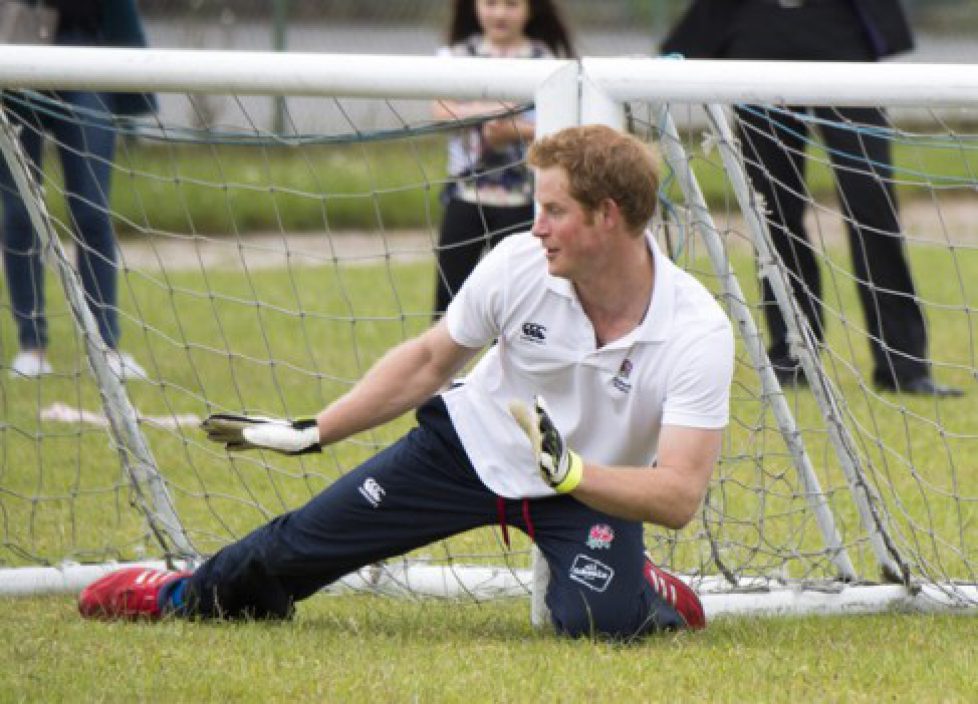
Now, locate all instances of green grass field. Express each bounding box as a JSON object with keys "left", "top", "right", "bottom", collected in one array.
[
  {"left": 5, "top": 245, "right": 973, "bottom": 571},
  {"left": 2, "top": 128, "right": 978, "bottom": 700},
  {"left": 1, "top": 240, "right": 976, "bottom": 701},
  {"left": 1, "top": 595, "right": 976, "bottom": 702}
]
